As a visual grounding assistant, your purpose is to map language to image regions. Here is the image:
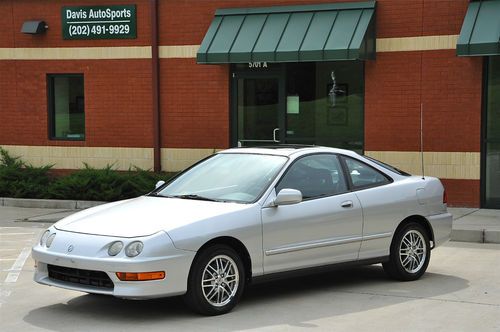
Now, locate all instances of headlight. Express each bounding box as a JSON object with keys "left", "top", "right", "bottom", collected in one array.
[
  {"left": 108, "top": 241, "right": 124, "bottom": 256},
  {"left": 125, "top": 241, "right": 143, "bottom": 257},
  {"left": 40, "top": 230, "right": 50, "bottom": 246},
  {"left": 46, "top": 233, "right": 56, "bottom": 248}
]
